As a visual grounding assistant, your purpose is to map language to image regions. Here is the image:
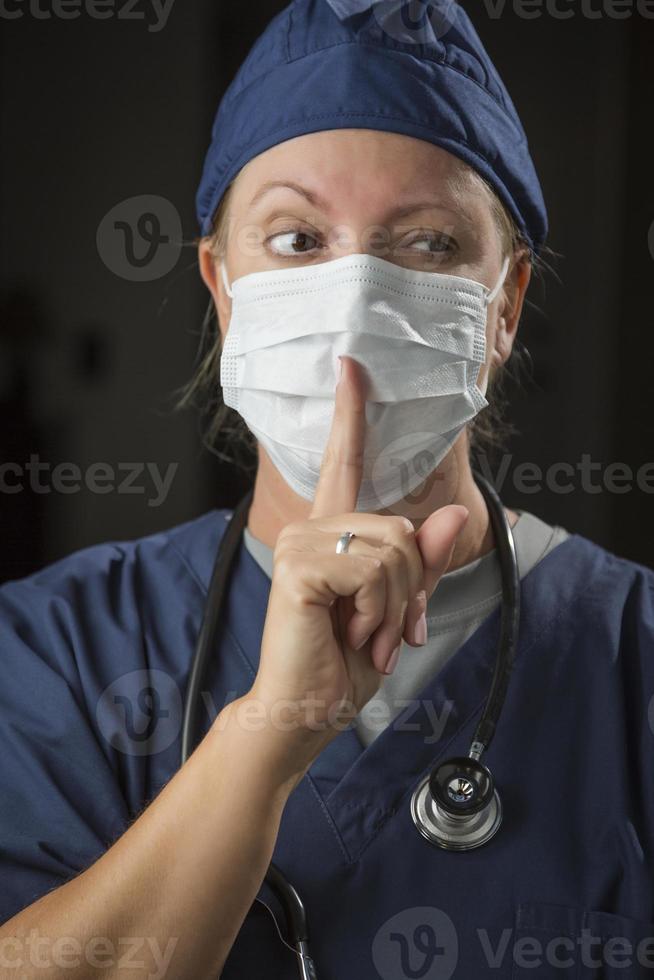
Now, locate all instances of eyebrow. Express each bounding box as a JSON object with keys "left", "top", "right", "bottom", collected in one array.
[
  {"left": 249, "top": 180, "right": 327, "bottom": 211},
  {"left": 248, "top": 180, "right": 472, "bottom": 223}
]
